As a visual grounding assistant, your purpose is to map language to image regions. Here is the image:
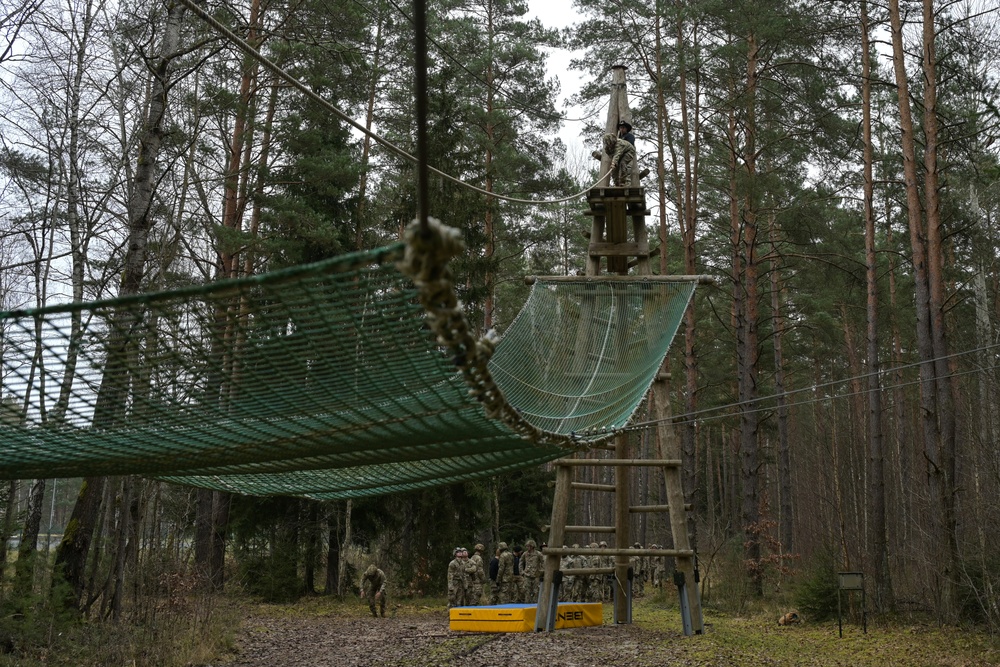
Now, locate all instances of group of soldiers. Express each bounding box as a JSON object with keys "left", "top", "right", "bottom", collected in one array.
[
  {"left": 447, "top": 540, "right": 545, "bottom": 608},
  {"left": 559, "top": 542, "right": 668, "bottom": 602},
  {"left": 447, "top": 540, "right": 670, "bottom": 608}
]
